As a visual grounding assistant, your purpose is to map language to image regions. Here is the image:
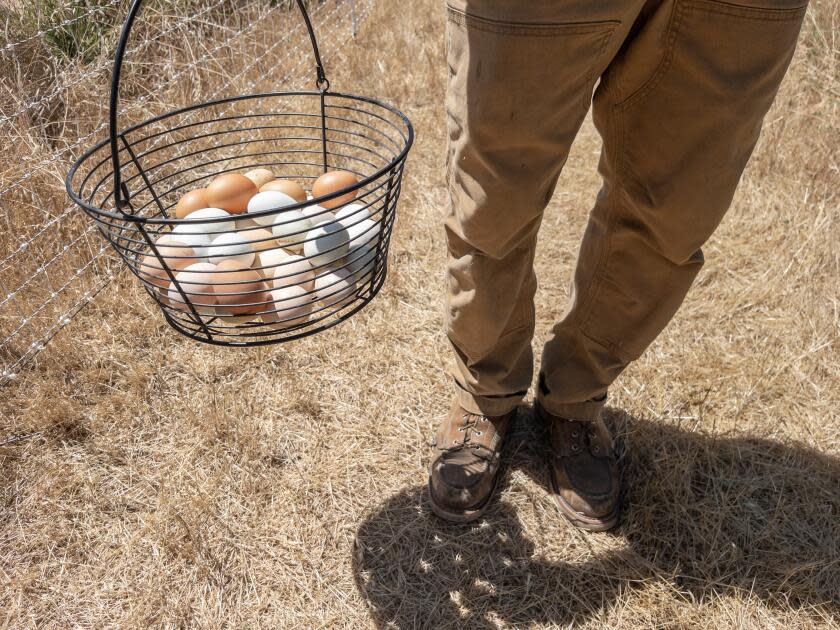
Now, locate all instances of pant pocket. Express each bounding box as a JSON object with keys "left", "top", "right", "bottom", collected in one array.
[{"left": 446, "top": 6, "right": 619, "bottom": 150}]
